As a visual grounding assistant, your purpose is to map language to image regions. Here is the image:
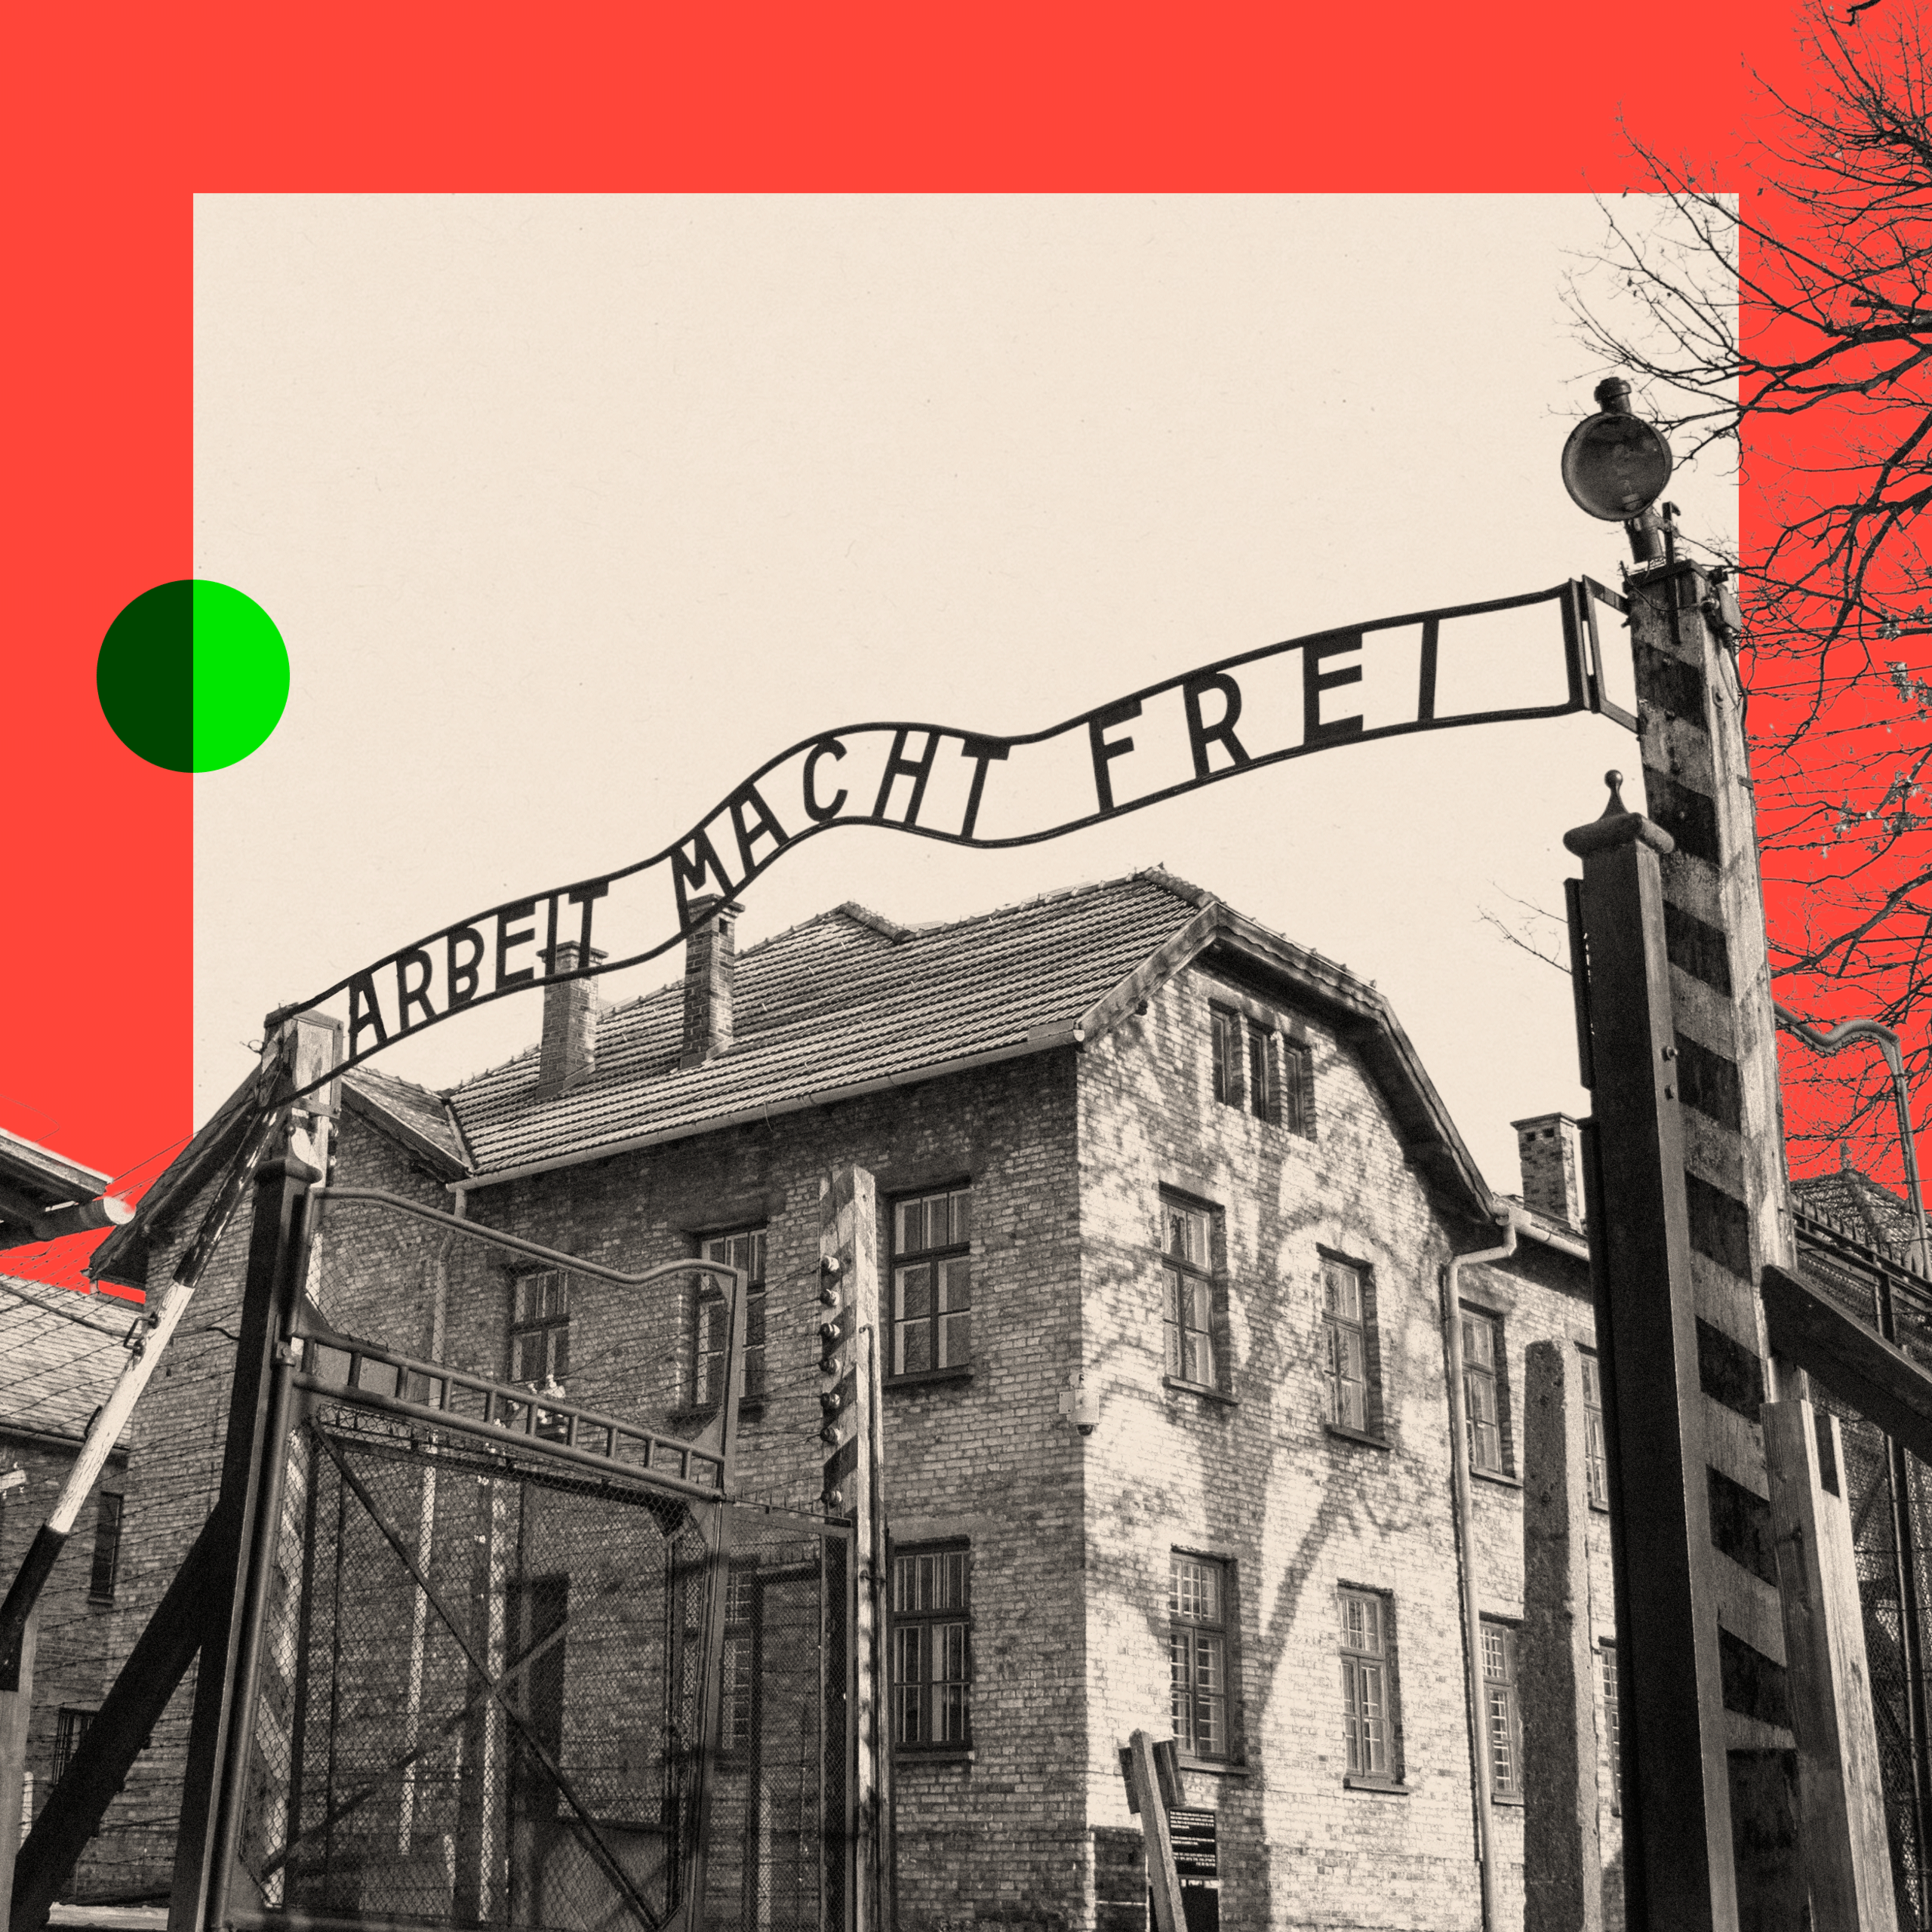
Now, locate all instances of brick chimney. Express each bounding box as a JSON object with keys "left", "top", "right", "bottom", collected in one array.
[
  {"left": 681, "top": 897, "right": 742, "bottom": 1069},
  {"left": 1511, "top": 1113, "right": 1583, "bottom": 1229},
  {"left": 533, "top": 940, "right": 604, "bottom": 1100}
]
